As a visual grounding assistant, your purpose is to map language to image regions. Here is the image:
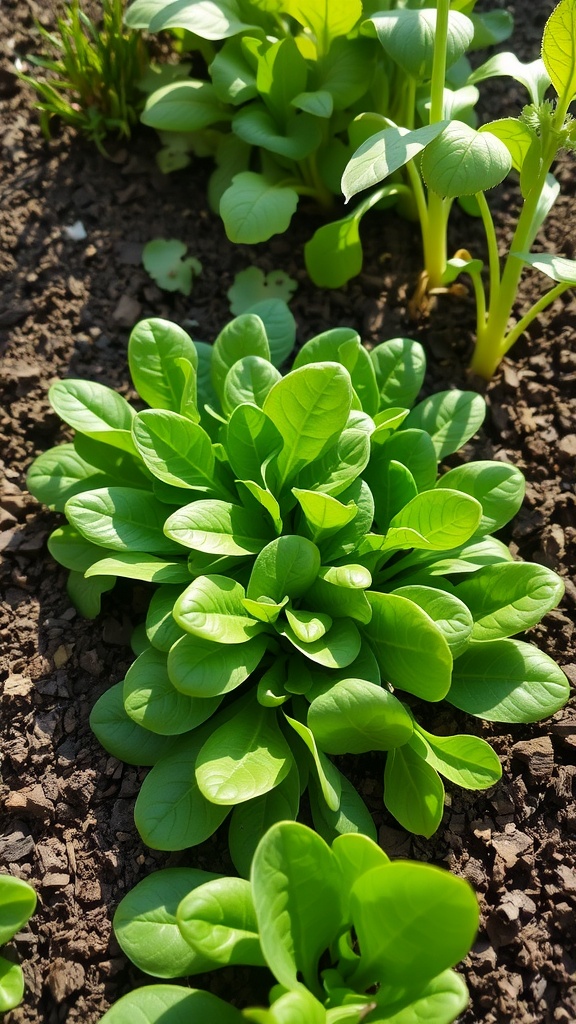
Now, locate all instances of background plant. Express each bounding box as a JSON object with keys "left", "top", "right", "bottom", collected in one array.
[
  {"left": 27, "top": 312, "right": 569, "bottom": 854},
  {"left": 0, "top": 875, "right": 36, "bottom": 1014},
  {"left": 124, "top": 0, "right": 510, "bottom": 257},
  {"left": 17, "top": 0, "right": 149, "bottom": 155},
  {"left": 101, "top": 821, "right": 479, "bottom": 1024},
  {"left": 343, "top": 0, "right": 576, "bottom": 378}
]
